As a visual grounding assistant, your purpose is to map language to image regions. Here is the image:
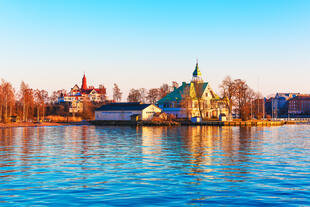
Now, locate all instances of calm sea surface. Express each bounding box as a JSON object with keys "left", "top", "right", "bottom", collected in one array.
[{"left": 0, "top": 125, "right": 309, "bottom": 206}]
